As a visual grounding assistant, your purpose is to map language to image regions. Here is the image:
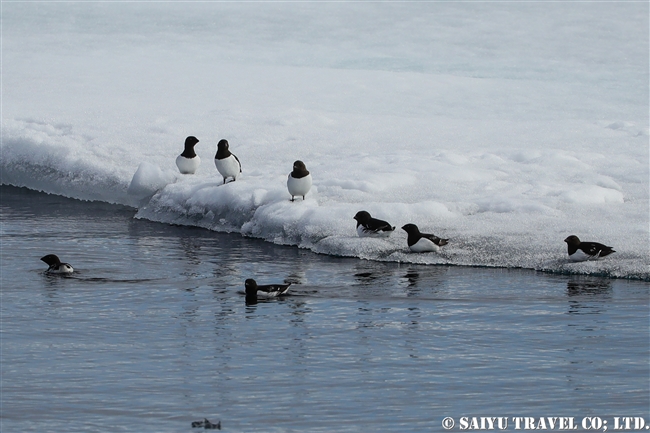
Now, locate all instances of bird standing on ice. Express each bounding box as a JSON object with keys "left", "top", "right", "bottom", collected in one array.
[
  {"left": 214, "top": 139, "right": 241, "bottom": 184},
  {"left": 353, "top": 211, "right": 395, "bottom": 238},
  {"left": 40, "top": 254, "right": 74, "bottom": 274},
  {"left": 564, "top": 235, "right": 615, "bottom": 262},
  {"left": 287, "top": 160, "right": 312, "bottom": 201},
  {"left": 401, "top": 223, "right": 449, "bottom": 253},
  {"left": 175, "top": 136, "right": 200, "bottom": 174},
  {"left": 244, "top": 278, "right": 291, "bottom": 304}
]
